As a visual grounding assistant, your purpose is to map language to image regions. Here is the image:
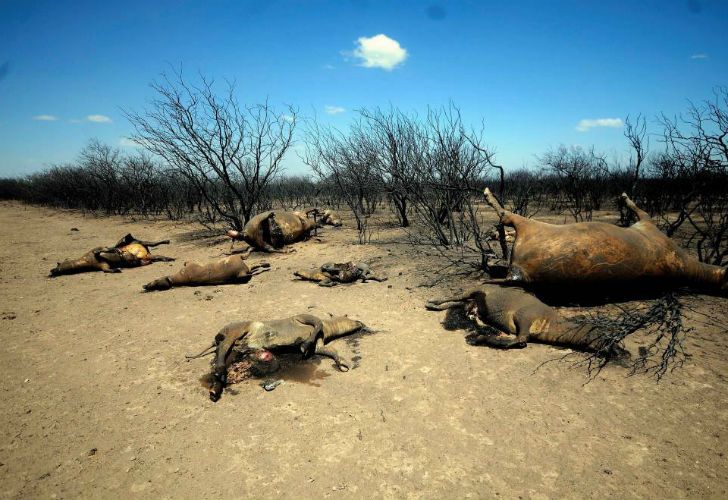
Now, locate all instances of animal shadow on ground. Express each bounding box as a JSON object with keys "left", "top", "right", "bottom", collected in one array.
[
  {"left": 199, "top": 351, "right": 333, "bottom": 392},
  {"left": 342, "top": 327, "right": 380, "bottom": 369},
  {"left": 526, "top": 282, "right": 697, "bottom": 307},
  {"left": 441, "top": 306, "right": 504, "bottom": 346},
  {"left": 175, "top": 228, "right": 229, "bottom": 248},
  {"left": 200, "top": 327, "right": 382, "bottom": 394}
]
